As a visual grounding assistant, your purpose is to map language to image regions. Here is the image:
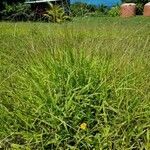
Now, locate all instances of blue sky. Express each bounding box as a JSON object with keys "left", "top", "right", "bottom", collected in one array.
[{"left": 71, "top": 0, "right": 121, "bottom": 6}]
